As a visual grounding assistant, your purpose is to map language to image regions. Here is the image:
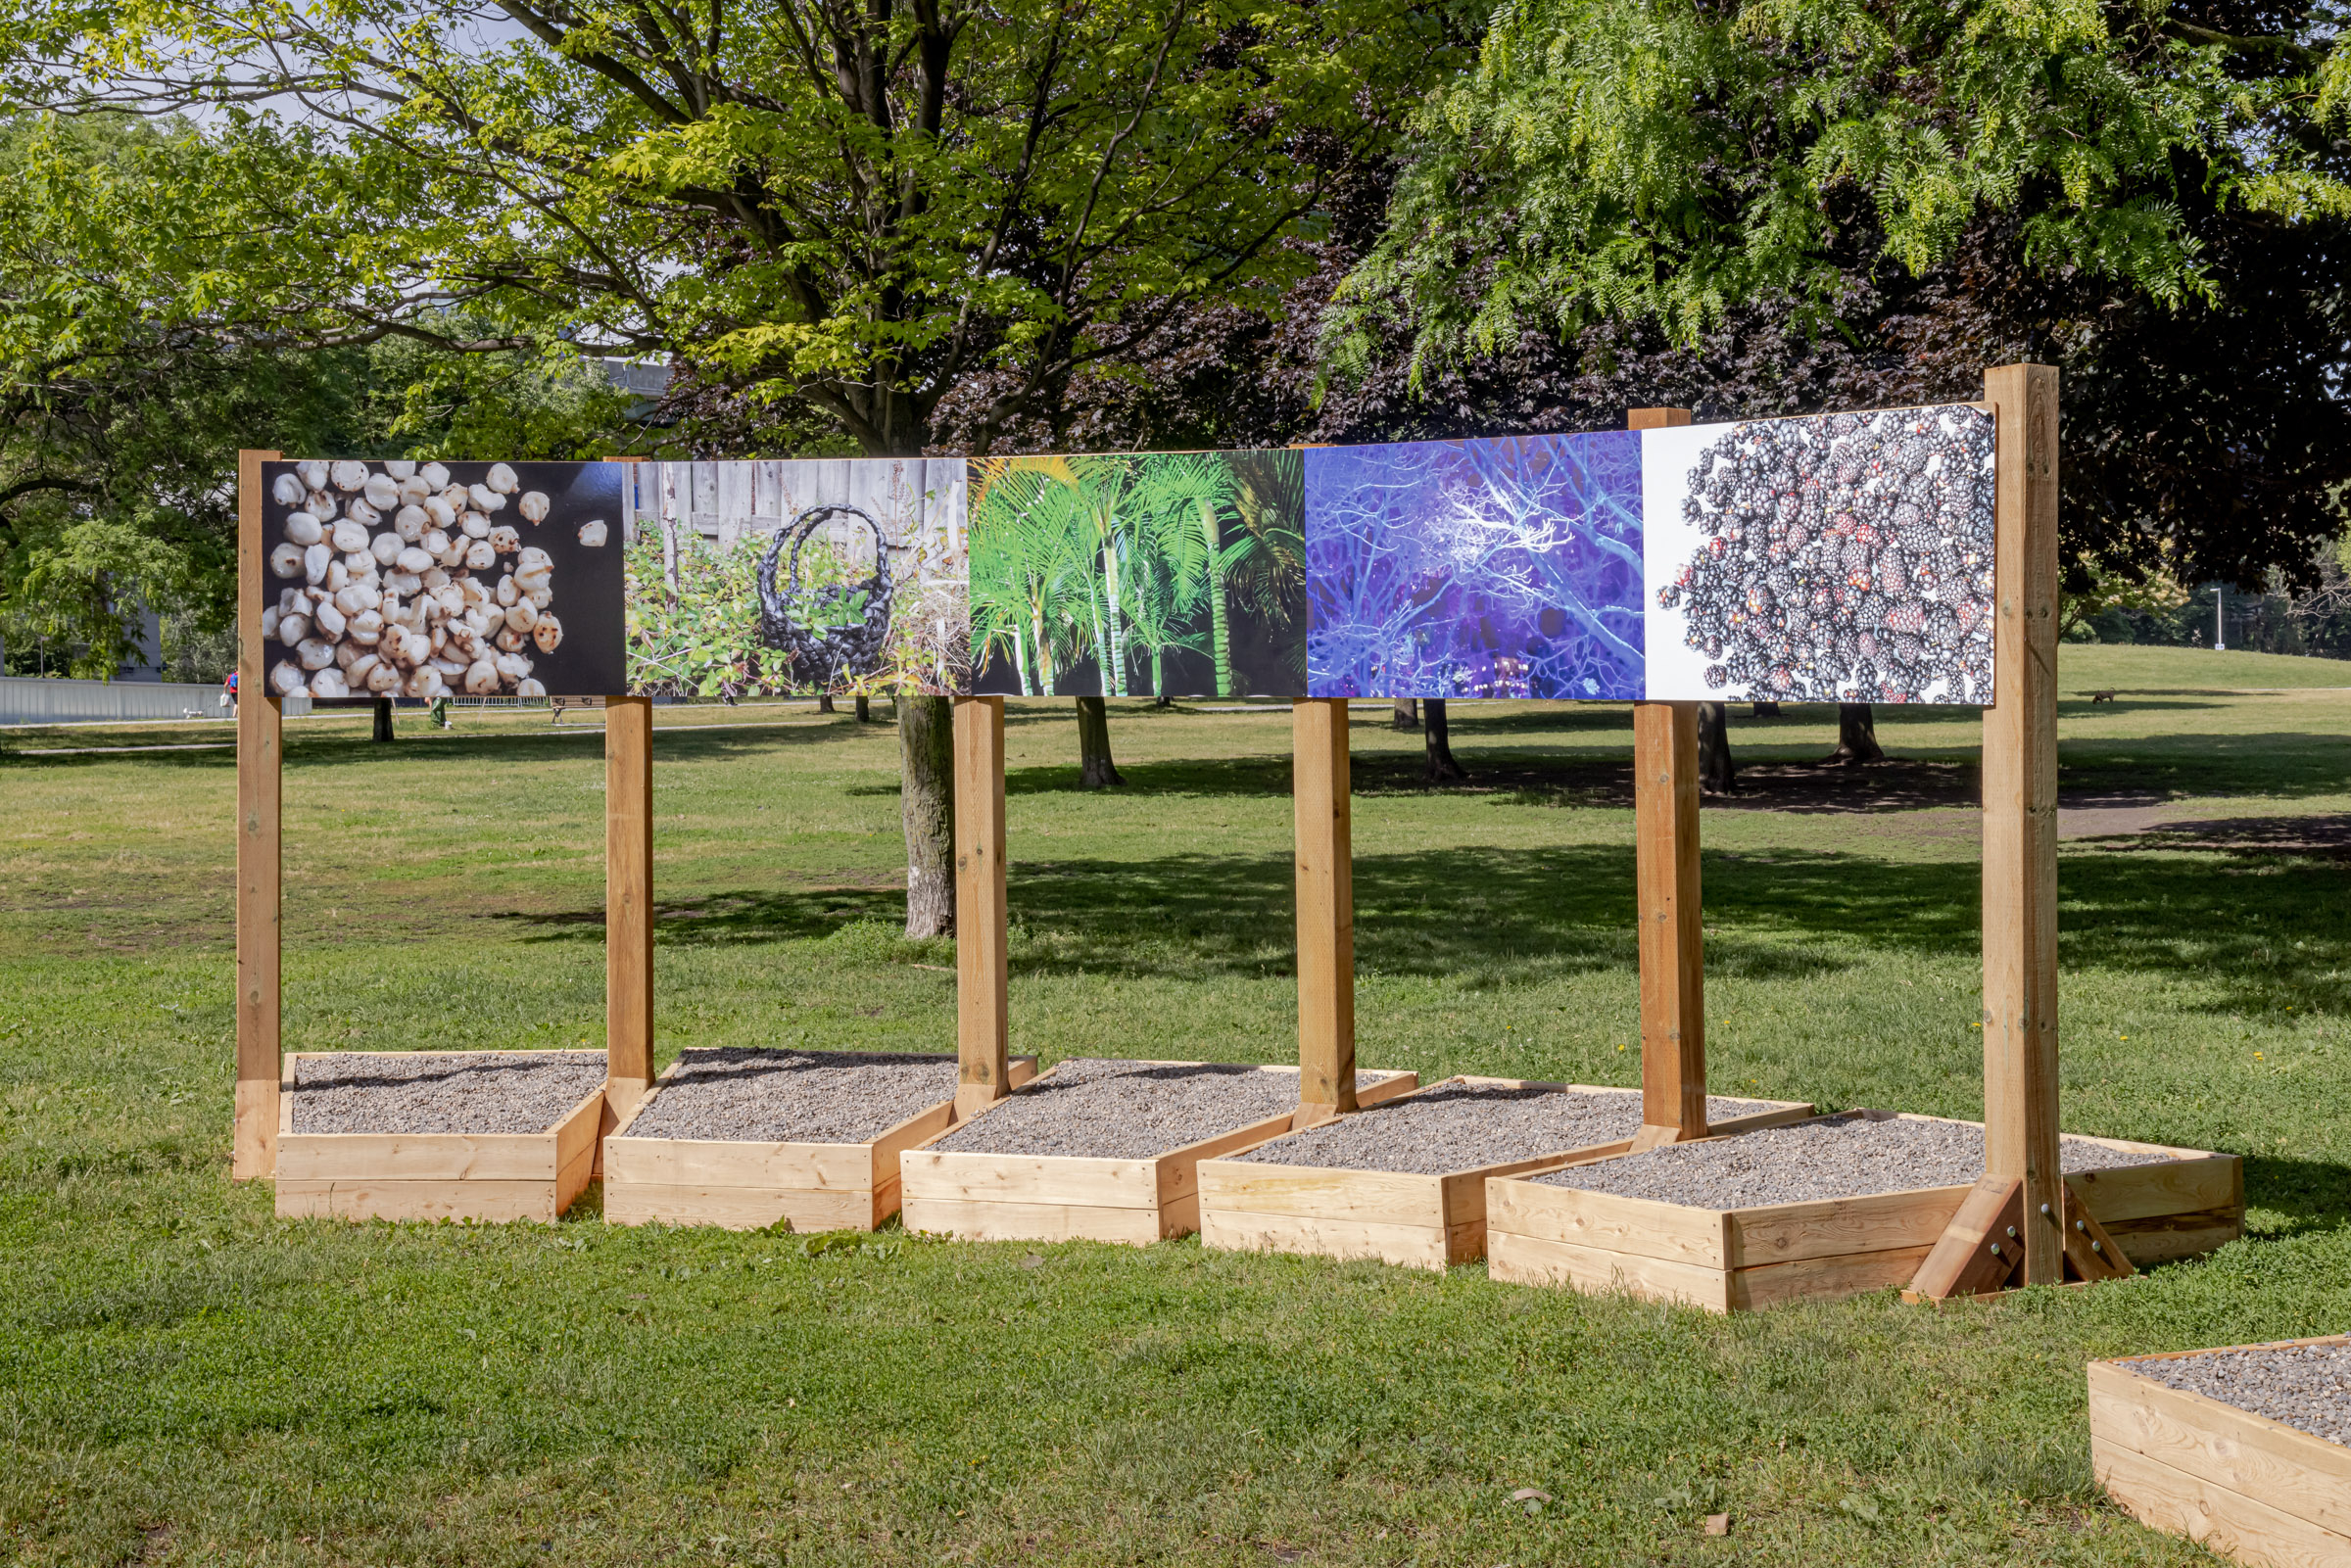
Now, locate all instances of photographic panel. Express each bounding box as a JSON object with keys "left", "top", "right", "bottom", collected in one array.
[
  {"left": 256, "top": 459, "right": 624, "bottom": 700},
  {"left": 1643, "top": 405, "right": 1995, "bottom": 704},
  {"left": 968, "top": 451, "right": 1306, "bottom": 699},
  {"left": 1304, "top": 431, "right": 1644, "bottom": 699},
  {"left": 622, "top": 458, "right": 966, "bottom": 698}
]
